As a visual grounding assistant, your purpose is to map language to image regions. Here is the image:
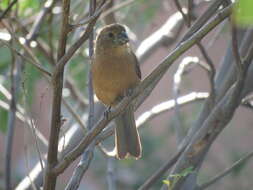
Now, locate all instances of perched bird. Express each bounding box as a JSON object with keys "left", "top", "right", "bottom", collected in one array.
[{"left": 91, "top": 23, "right": 142, "bottom": 159}]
